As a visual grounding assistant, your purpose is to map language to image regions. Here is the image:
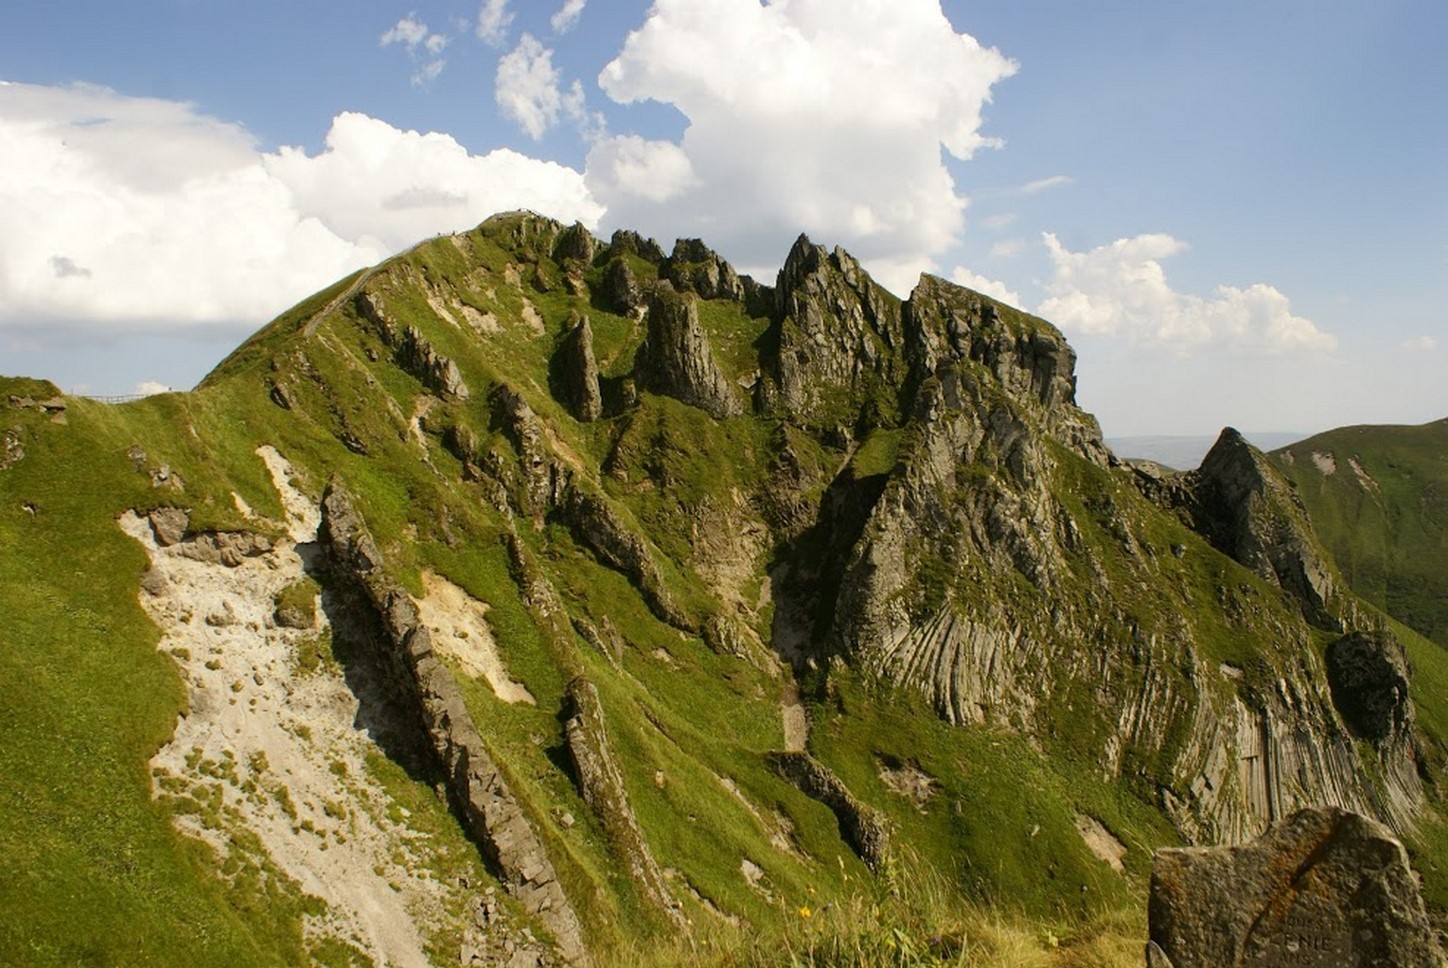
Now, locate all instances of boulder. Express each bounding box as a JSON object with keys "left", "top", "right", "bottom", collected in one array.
[{"left": 1148, "top": 807, "right": 1444, "bottom": 967}]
